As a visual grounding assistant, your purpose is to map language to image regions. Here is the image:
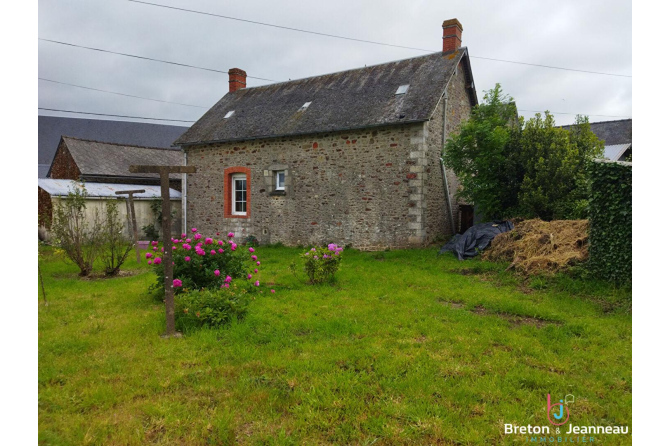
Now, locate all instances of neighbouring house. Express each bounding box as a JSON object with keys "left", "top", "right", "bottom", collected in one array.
[
  {"left": 38, "top": 179, "right": 182, "bottom": 238},
  {"left": 47, "top": 136, "right": 183, "bottom": 190},
  {"left": 38, "top": 116, "right": 188, "bottom": 178},
  {"left": 175, "top": 18, "right": 478, "bottom": 249},
  {"left": 563, "top": 118, "right": 632, "bottom": 161}
]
